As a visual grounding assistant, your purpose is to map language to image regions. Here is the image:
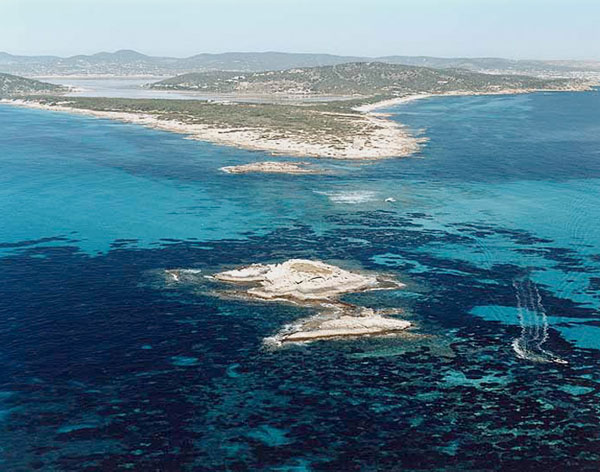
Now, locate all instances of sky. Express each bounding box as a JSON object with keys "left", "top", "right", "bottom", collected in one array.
[{"left": 1, "top": 0, "right": 598, "bottom": 60}]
